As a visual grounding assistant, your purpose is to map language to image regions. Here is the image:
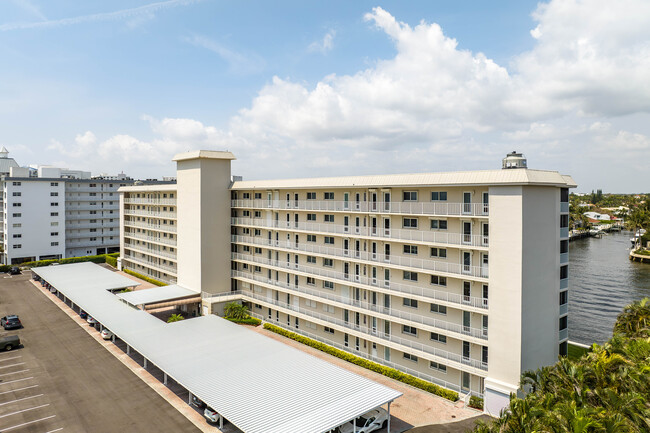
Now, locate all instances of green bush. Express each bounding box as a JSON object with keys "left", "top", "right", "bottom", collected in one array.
[
  {"left": 263, "top": 323, "right": 458, "bottom": 402},
  {"left": 105, "top": 255, "right": 118, "bottom": 267},
  {"left": 469, "top": 395, "right": 484, "bottom": 410},
  {"left": 123, "top": 269, "right": 167, "bottom": 286},
  {"left": 0, "top": 265, "right": 11, "bottom": 273},
  {"left": 20, "top": 254, "right": 109, "bottom": 268},
  {"left": 225, "top": 317, "right": 262, "bottom": 326}
]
